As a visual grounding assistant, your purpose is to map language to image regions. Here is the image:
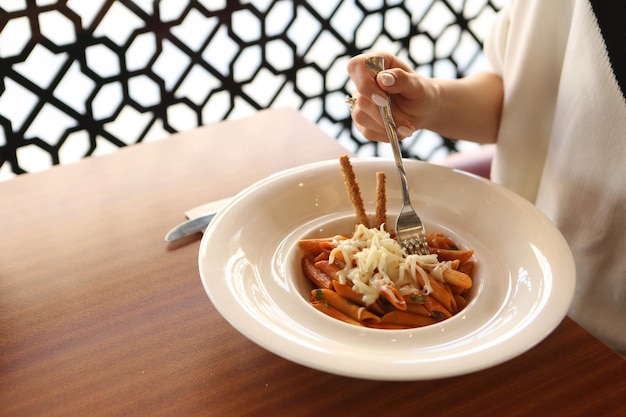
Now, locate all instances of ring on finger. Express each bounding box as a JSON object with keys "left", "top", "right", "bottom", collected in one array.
[{"left": 345, "top": 95, "right": 357, "bottom": 110}]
